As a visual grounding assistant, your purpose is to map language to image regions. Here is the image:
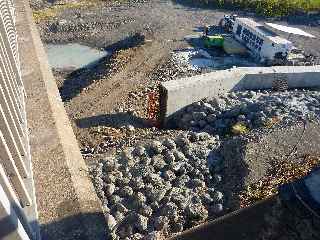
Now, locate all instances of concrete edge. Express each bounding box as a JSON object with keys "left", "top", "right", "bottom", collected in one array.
[
  {"left": 19, "top": 1, "right": 106, "bottom": 238},
  {"left": 170, "top": 196, "right": 278, "bottom": 240},
  {"left": 160, "top": 65, "right": 320, "bottom": 127}
]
